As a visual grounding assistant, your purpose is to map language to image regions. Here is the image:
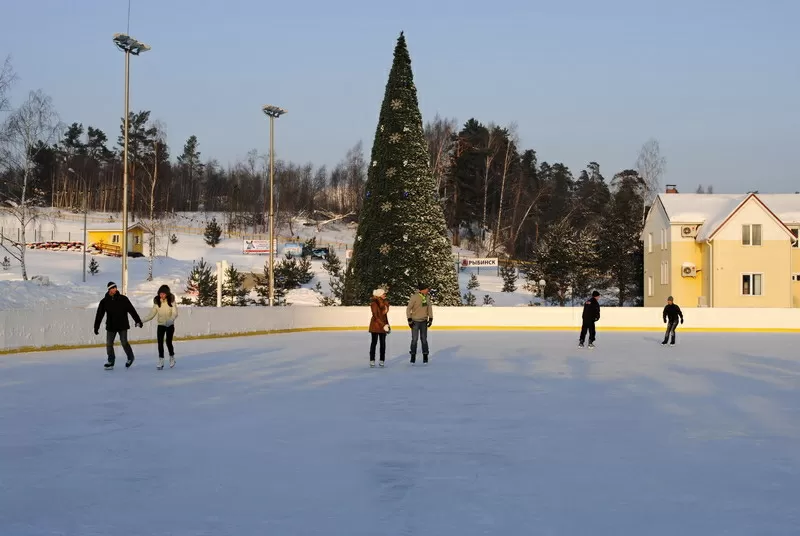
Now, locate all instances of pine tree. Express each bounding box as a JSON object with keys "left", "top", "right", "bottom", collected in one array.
[
  {"left": 463, "top": 291, "right": 477, "bottom": 306},
  {"left": 483, "top": 294, "right": 495, "bottom": 306},
  {"left": 184, "top": 258, "right": 218, "bottom": 306},
  {"left": 222, "top": 263, "right": 249, "bottom": 306},
  {"left": 343, "top": 32, "right": 460, "bottom": 306},
  {"left": 204, "top": 217, "right": 222, "bottom": 247},
  {"left": 531, "top": 219, "right": 599, "bottom": 306},
  {"left": 500, "top": 261, "right": 517, "bottom": 292},
  {"left": 467, "top": 272, "right": 479, "bottom": 290},
  {"left": 599, "top": 170, "right": 646, "bottom": 306},
  {"left": 319, "top": 249, "right": 345, "bottom": 306},
  {"left": 88, "top": 257, "right": 99, "bottom": 275}
]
